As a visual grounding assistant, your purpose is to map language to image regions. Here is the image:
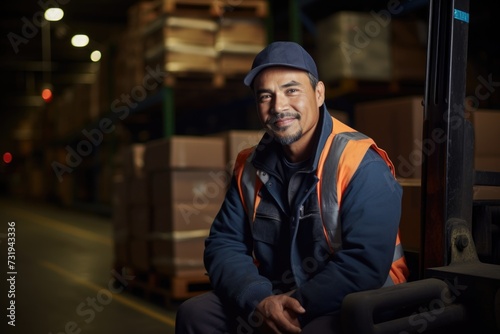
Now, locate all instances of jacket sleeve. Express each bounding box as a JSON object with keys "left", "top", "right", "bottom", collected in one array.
[
  {"left": 204, "top": 176, "right": 273, "bottom": 316},
  {"left": 292, "top": 149, "right": 403, "bottom": 324}
]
